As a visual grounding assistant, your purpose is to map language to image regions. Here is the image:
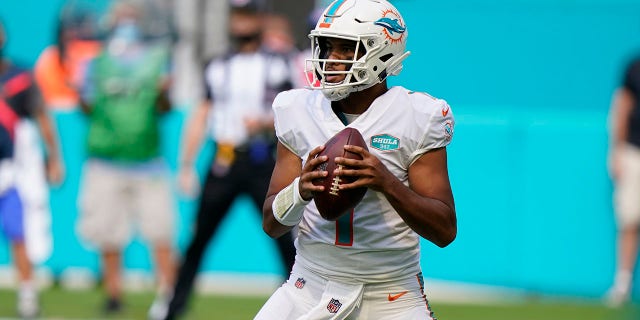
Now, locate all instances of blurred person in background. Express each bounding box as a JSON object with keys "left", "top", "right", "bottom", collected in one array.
[
  {"left": 75, "top": 0, "right": 176, "bottom": 316},
  {"left": 290, "top": 7, "right": 324, "bottom": 89},
  {"left": 607, "top": 56, "right": 640, "bottom": 307},
  {"left": 34, "top": 2, "right": 102, "bottom": 110},
  {"left": 0, "top": 19, "right": 64, "bottom": 318},
  {"left": 30, "top": 4, "right": 102, "bottom": 271},
  {"left": 262, "top": 13, "right": 296, "bottom": 56},
  {"left": 161, "top": 1, "right": 295, "bottom": 319},
  {"left": 261, "top": 8, "right": 324, "bottom": 89},
  {"left": 261, "top": 13, "right": 301, "bottom": 87}
]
